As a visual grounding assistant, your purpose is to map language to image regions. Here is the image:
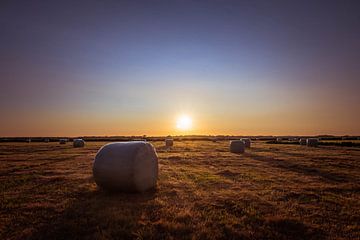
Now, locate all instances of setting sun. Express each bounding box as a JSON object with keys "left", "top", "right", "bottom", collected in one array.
[{"left": 176, "top": 115, "right": 192, "bottom": 131}]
